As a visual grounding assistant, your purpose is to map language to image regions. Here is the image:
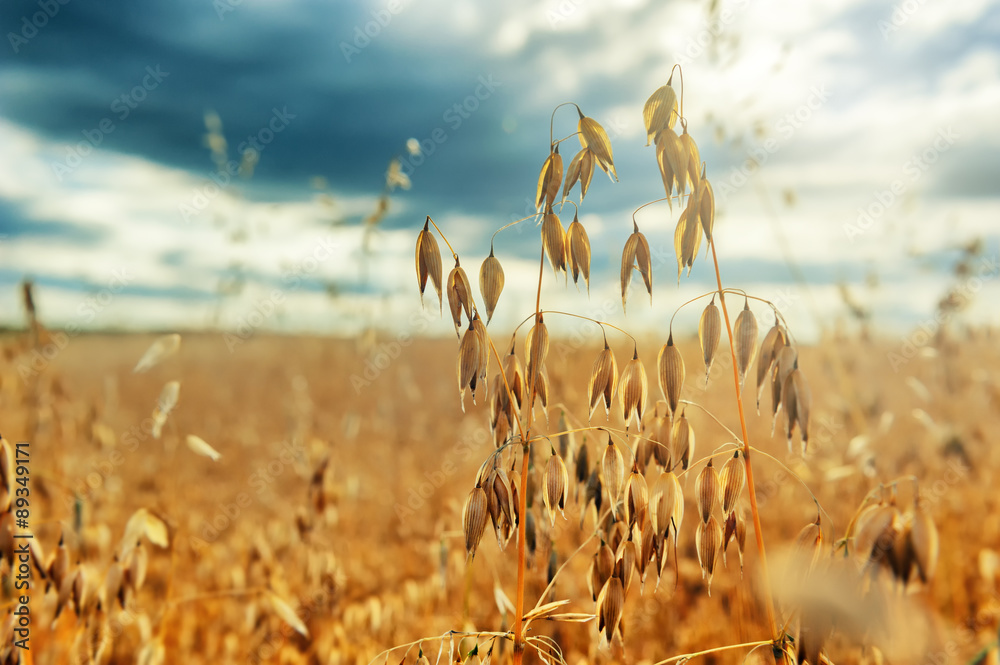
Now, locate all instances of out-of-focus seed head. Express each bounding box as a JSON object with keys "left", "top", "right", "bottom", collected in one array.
[
  {"left": 657, "top": 333, "right": 685, "bottom": 417},
  {"left": 910, "top": 497, "right": 939, "bottom": 585}
]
